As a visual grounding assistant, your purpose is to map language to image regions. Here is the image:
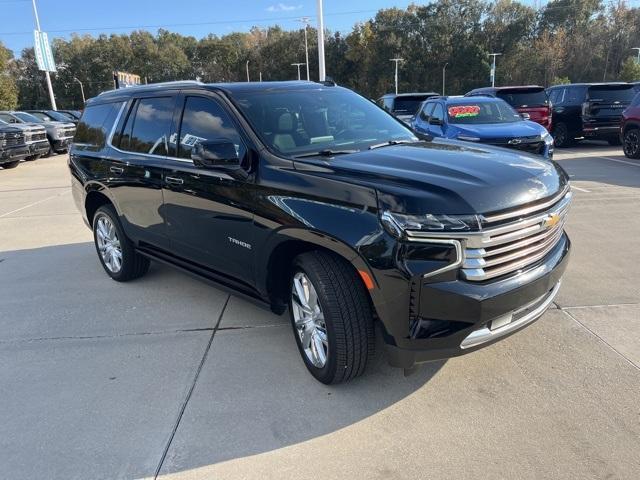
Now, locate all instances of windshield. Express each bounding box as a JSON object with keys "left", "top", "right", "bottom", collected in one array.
[
  {"left": 232, "top": 87, "right": 417, "bottom": 156},
  {"left": 46, "top": 111, "right": 74, "bottom": 122},
  {"left": 447, "top": 101, "right": 521, "bottom": 124},
  {"left": 587, "top": 86, "right": 635, "bottom": 103},
  {"left": 60, "top": 111, "right": 80, "bottom": 120},
  {"left": 393, "top": 96, "right": 432, "bottom": 115},
  {"left": 28, "top": 111, "right": 55, "bottom": 122},
  {"left": 14, "top": 112, "right": 43, "bottom": 123},
  {"left": 497, "top": 89, "right": 548, "bottom": 108}
]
